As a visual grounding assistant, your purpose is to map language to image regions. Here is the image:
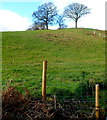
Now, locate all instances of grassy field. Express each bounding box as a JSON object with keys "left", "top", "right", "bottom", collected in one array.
[{"left": 2, "top": 28, "right": 106, "bottom": 103}]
